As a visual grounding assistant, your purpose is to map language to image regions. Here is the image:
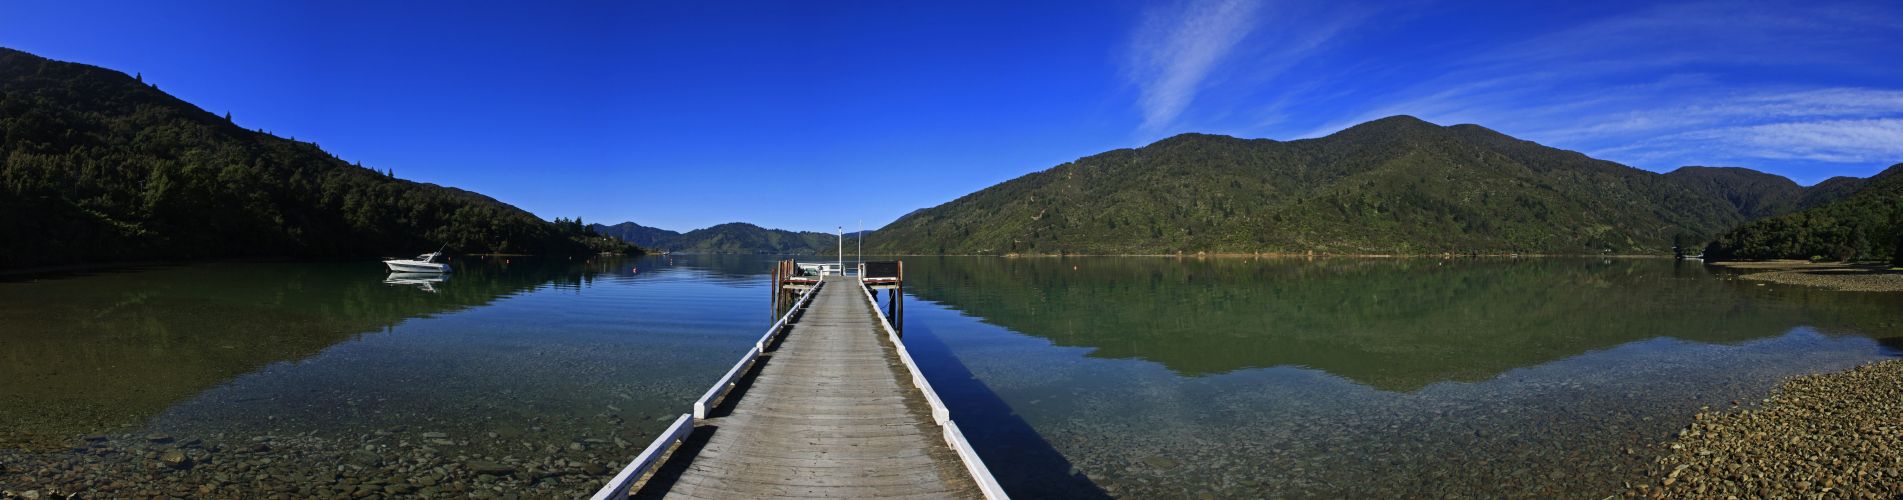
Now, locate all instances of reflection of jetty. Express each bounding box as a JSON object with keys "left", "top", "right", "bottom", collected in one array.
[{"left": 593, "top": 260, "right": 1003, "bottom": 499}]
